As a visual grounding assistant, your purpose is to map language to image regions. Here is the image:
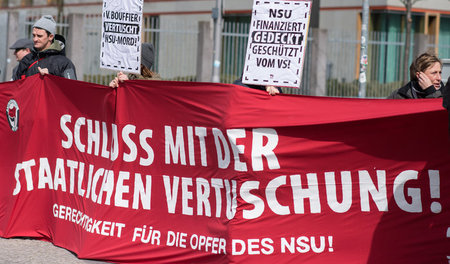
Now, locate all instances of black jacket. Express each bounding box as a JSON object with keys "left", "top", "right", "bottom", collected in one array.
[
  {"left": 388, "top": 80, "right": 443, "bottom": 99},
  {"left": 13, "top": 35, "right": 77, "bottom": 80},
  {"left": 442, "top": 77, "right": 450, "bottom": 108}
]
